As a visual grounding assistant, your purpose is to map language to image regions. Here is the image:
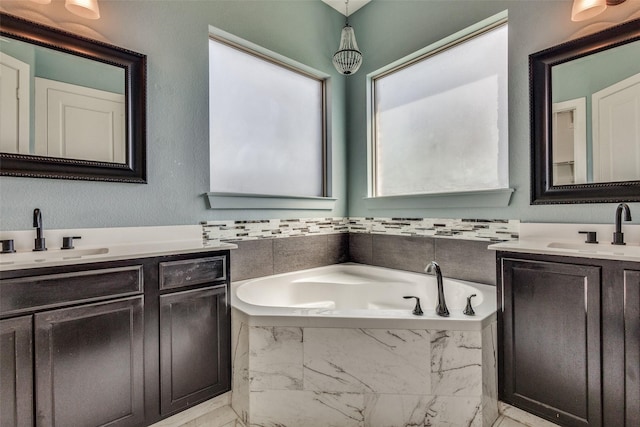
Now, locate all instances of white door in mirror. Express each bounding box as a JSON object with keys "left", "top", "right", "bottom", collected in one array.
[
  {"left": 34, "top": 77, "right": 125, "bottom": 163},
  {"left": 592, "top": 72, "right": 640, "bottom": 182}
]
